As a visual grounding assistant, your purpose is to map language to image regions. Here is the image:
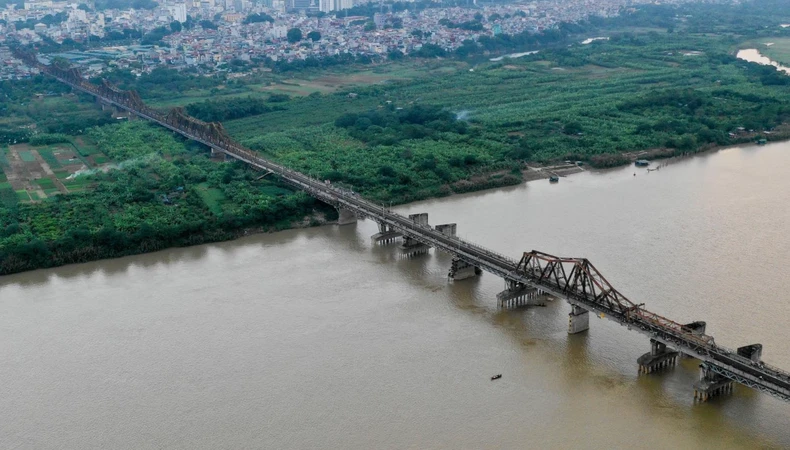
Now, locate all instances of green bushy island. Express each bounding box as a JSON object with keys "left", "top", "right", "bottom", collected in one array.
[{"left": 2, "top": 1, "right": 790, "bottom": 275}]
